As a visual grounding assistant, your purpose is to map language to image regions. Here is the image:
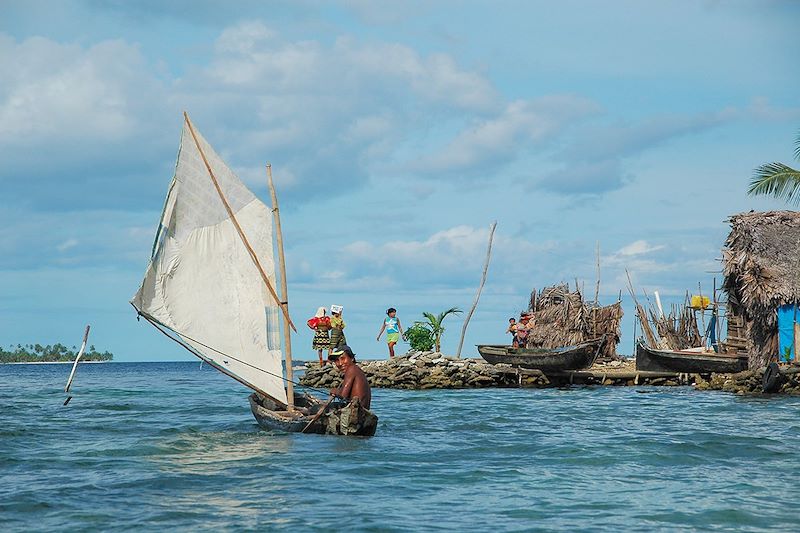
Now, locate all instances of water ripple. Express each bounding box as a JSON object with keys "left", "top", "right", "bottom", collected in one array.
[{"left": 2, "top": 363, "right": 800, "bottom": 531}]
